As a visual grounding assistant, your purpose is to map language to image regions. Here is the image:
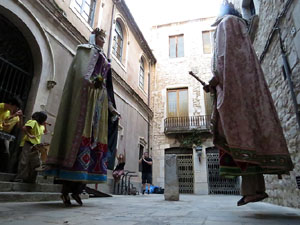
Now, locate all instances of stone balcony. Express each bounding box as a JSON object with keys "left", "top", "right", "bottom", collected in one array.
[{"left": 164, "top": 115, "right": 211, "bottom": 135}]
